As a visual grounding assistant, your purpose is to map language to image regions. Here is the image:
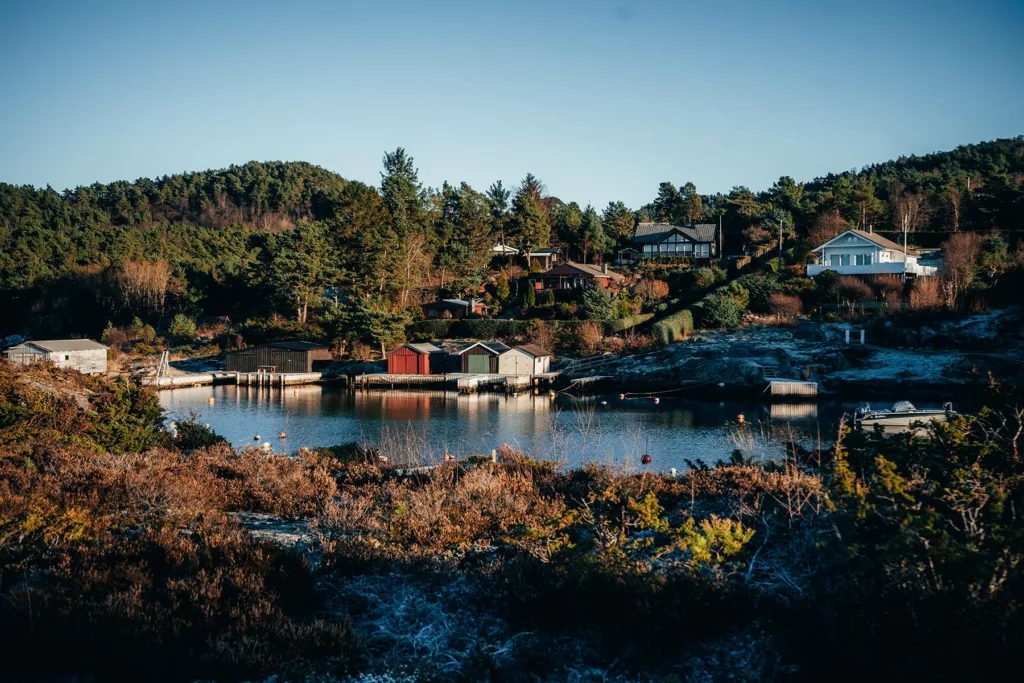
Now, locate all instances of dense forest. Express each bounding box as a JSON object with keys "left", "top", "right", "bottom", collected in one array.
[{"left": 0, "top": 138, "right": 1021, "bottom": 344}]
